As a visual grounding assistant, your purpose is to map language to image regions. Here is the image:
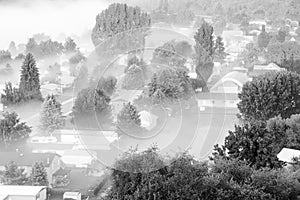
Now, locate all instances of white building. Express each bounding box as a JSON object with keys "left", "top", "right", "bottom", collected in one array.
[
  {"left": 0, "top": 186, "right": 47, "bottom": 200},
  {"left": 139, "top": 110, "right": 158, "bottom": 131},
  {"left": 40, "top": 83, "right": 62, "bottom": 98},
  {"left": 251, "top": 63, "right": 285, "bottom": 77},
  {"left": 210, "top": 71, "right": 250, "bottom": 94},
  {"left": 277, "top": 148, "right": 300, "bottom": 164}
]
